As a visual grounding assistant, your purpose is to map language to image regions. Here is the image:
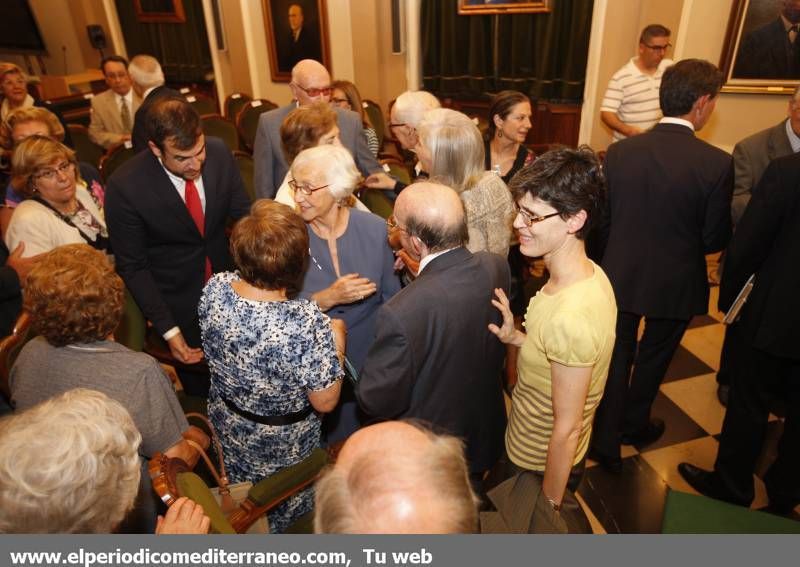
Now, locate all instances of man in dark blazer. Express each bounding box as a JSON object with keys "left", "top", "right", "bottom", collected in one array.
[
  {"left": 679, "top": 152, "right": 800, "bottom": 516},
  {"left": 128, "top": 54, "right": 182, "bottom": 154},
  {"left": 105, "top": 98, "right": 251, "bottom": 395},
  {"left": 356, "top": 182, "right": 509, "bottom": 478},
  {"left": 733, "top": 1, "right": 800, "bottom": 79},
  {"left": 590, "top": 59, "right": 733, "bottom": 470},
  {"left": 252, "top": 59, "right": 390, "bottom": 199}
]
